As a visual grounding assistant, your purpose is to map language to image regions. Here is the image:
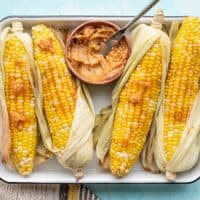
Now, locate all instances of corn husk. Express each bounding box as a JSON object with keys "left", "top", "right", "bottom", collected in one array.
[
  {"left": 35, "top": 134, "right": 53, "bottom": 165},
  {"left": 34, "top": 28, "right": 95, "bottom": 179},
  {"left": 0, "top": 22, "right": 51, "bottom": 172},
  {"left": 93, "top": 105, "right": 112, "bottom": 148},
  {"left": 94, "top": 12, "right": 171, "bottom": 168},
  {"left": 152, "top": 21, "right": 200, "bottom": 181}
]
